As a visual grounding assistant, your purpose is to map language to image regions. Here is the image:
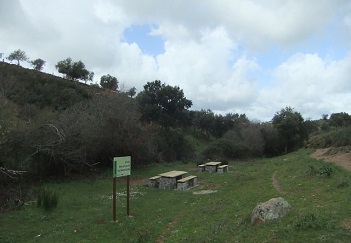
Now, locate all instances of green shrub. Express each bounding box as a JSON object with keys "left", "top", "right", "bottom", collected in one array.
[
  {"left": 307, "top": 165, "right": 333, "bottom": 178},
  {"left": 309, "top": 127, "right": 351, "bottom": 148},
  {"left": 202, "top": 139, "right": 250, "bottom": 160},
  {"left": 333, "top": 127, "right": 351, "bottom": 146},
  {"left": 37, "top": 188, "right": 59, "bottom": 211},
  {"left": 319, "top": 165, "right": 333, "bottom": 178},
  {"left": 294, "top": 212, "right": 320, "bottom": 230},
  {"left": 154, "top": 130, "right": 195, "bottom": 162}
]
